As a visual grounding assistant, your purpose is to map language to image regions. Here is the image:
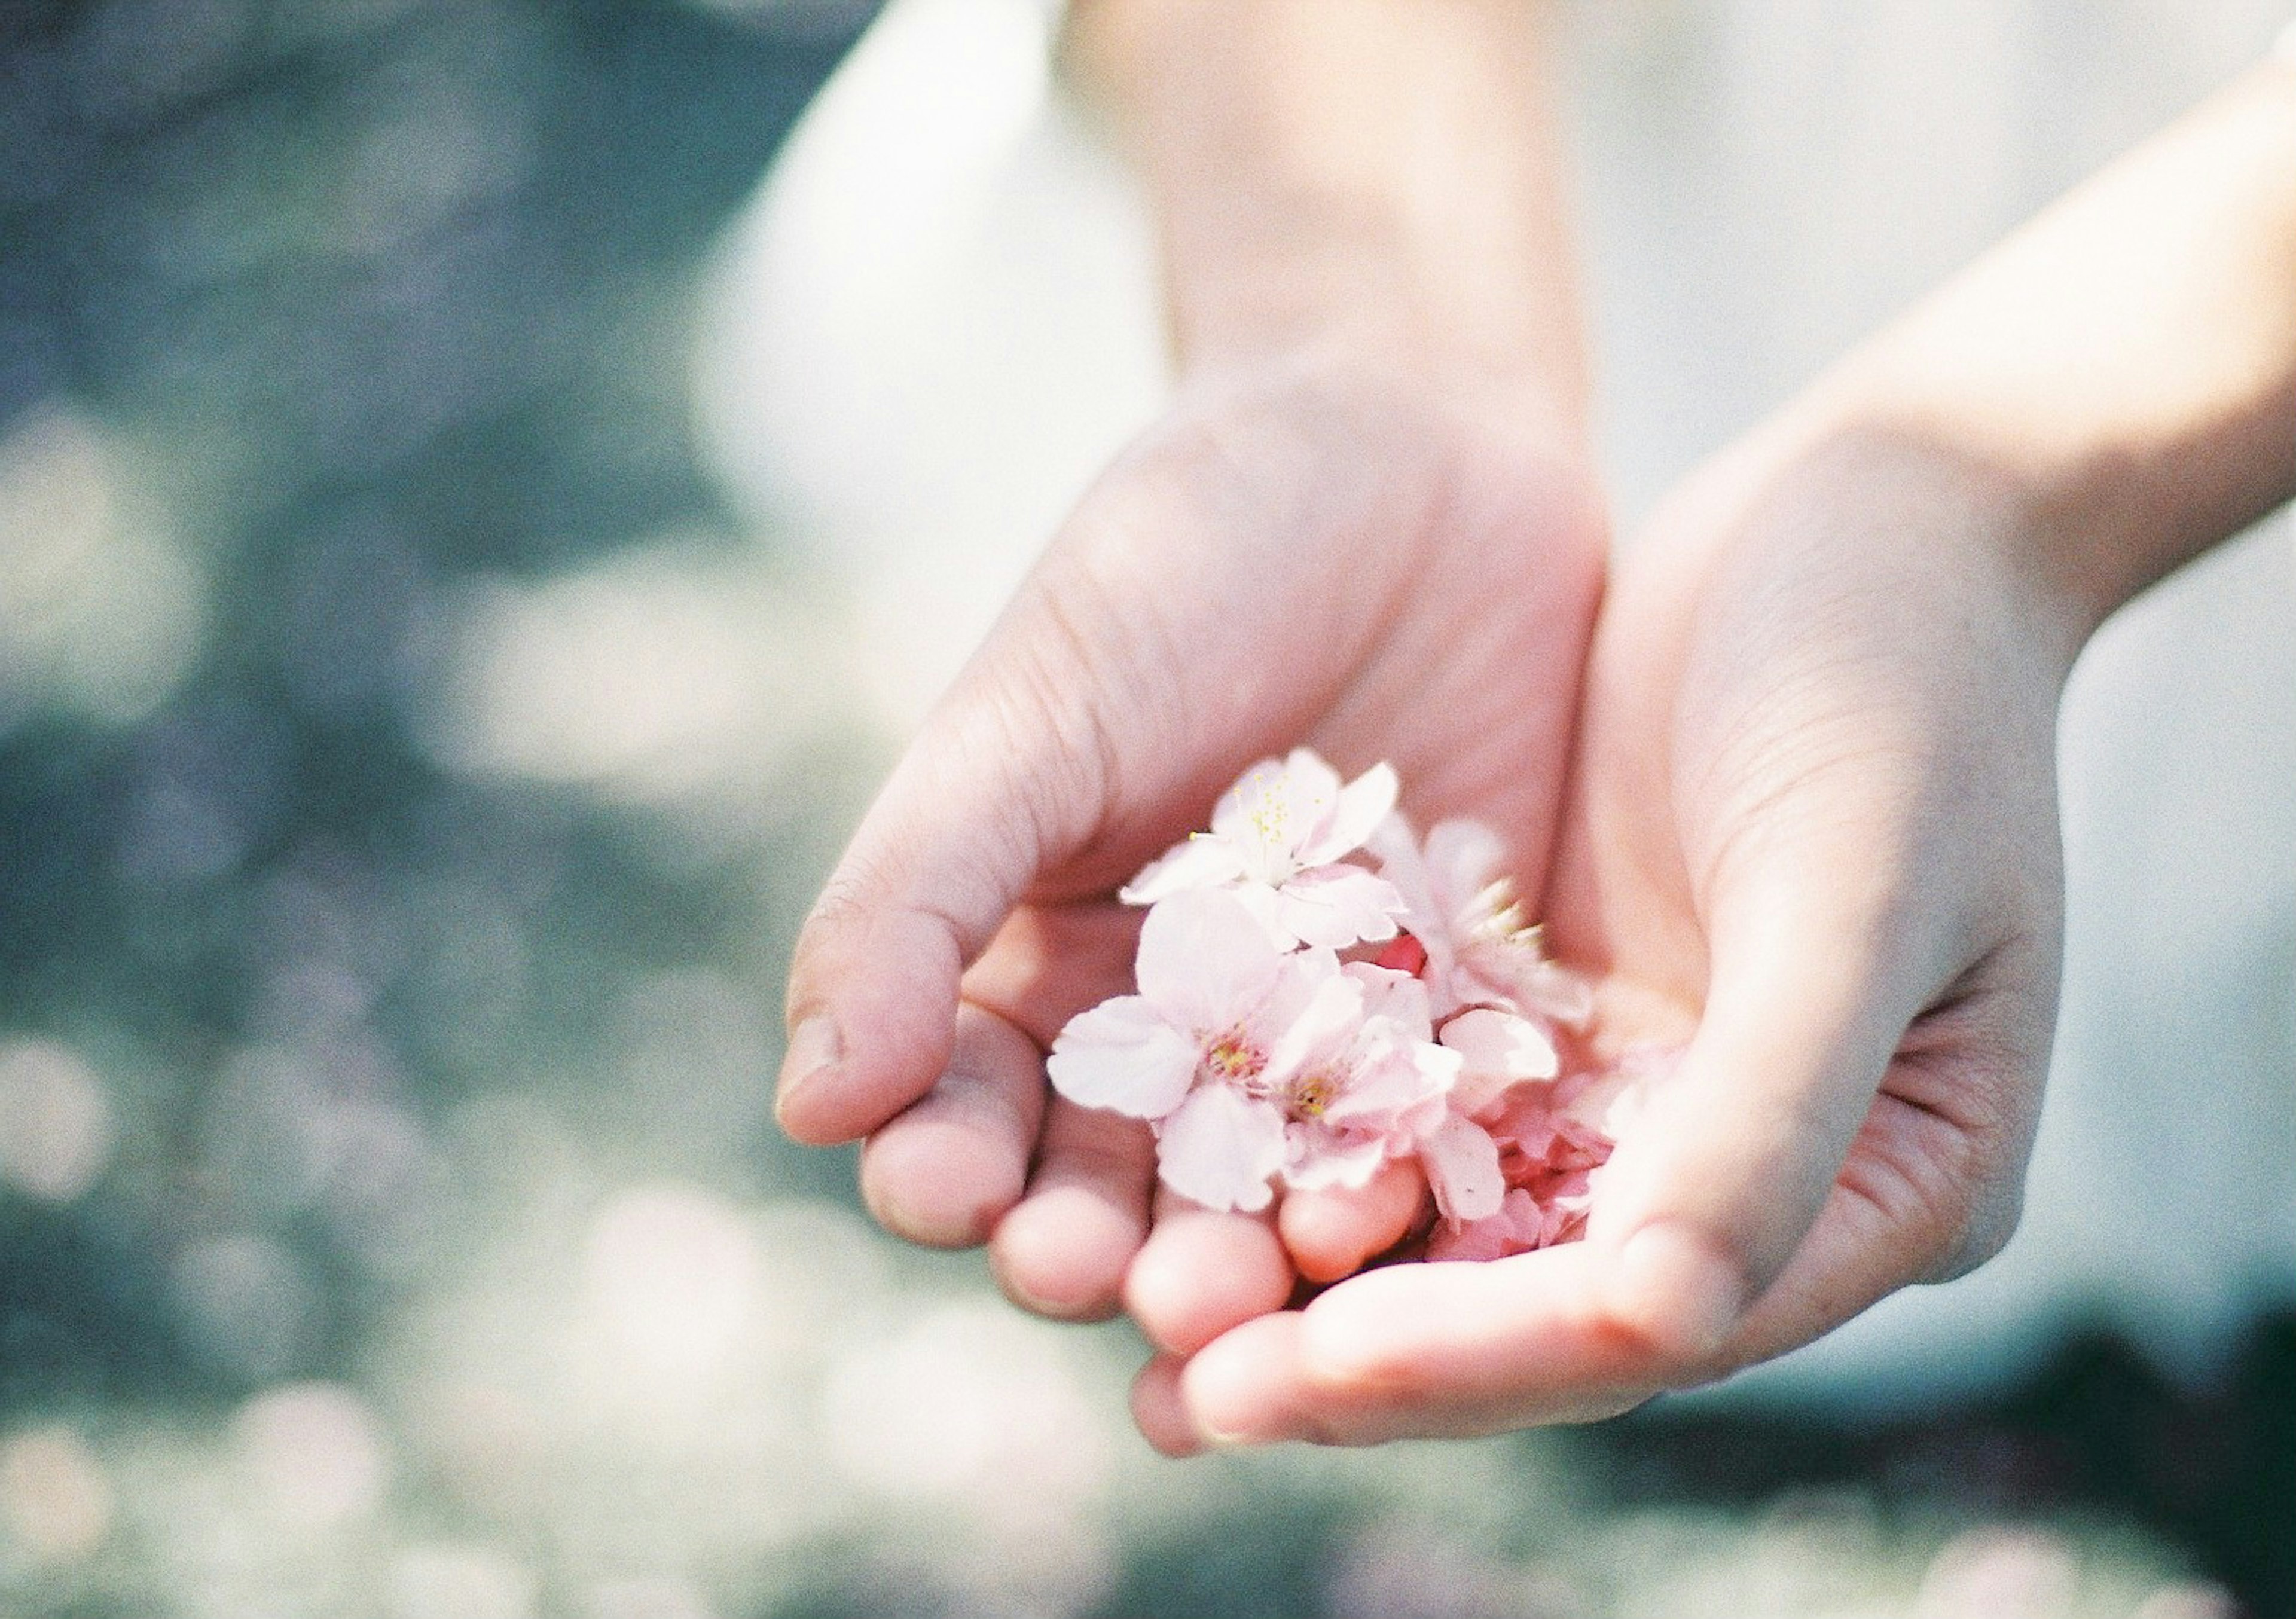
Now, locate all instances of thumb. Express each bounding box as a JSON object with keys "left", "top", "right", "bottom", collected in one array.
[
  {"left": 1586, "top": 817, "right": 1957, "bottom": 1363},
  {"left": 776, "top": 589, "right": 1135, "bottom": 1147}
]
